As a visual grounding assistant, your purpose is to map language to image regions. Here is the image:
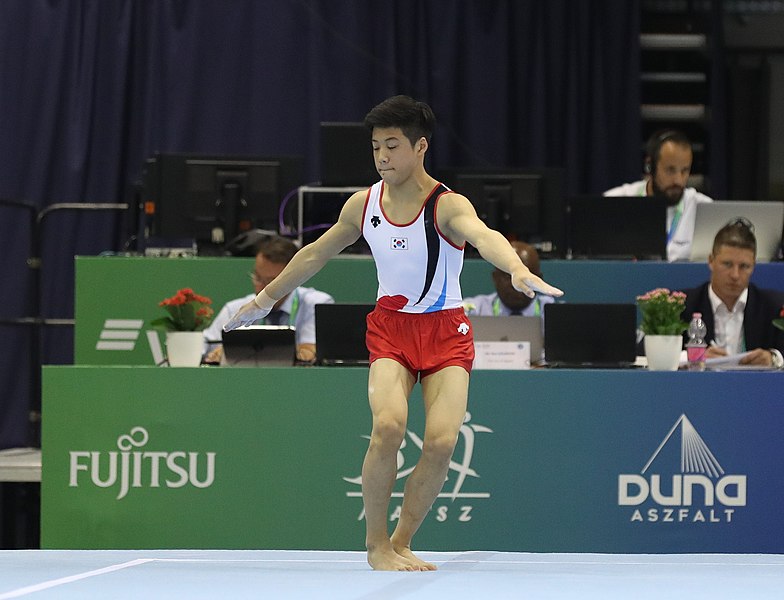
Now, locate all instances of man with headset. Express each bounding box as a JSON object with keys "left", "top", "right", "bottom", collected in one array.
[{"left": 604, "top": 129, "right": 713, "bottom": 262}]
